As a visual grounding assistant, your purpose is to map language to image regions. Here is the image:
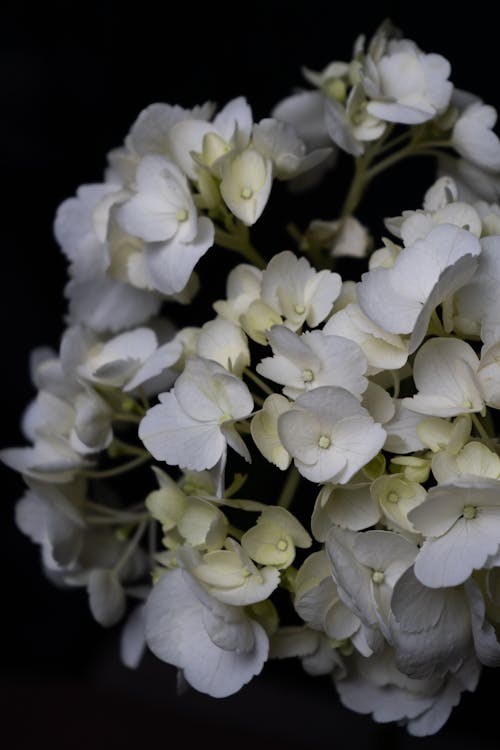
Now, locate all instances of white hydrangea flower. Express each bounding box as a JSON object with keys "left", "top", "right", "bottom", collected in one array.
[
  {"left": 178, "top": 540, "right": 280, "bottom": 606},
  {"left": 387, "top": 200, "right": 482, "bottom": 248},
  {"left": 312, "top": 482, "right": 381, "bottom": 540},
  {"left": 431, "top": 441, "right": 500, "bottom": 485},
  {"left": 1, "top": 377, "right": 112, "bottom": 482},
  {"left": 409, "top": 477, "right": 500, "bottom": 587},
  {"left": 117, "top": 155, "right": 214, "bottom": 295},
  {"left": 324, "top": 303, "right": 408, "bottom": 374},
  {"left": 357, "top": 224, "right": 481, "bottom": 353},
  {"left": 325, "top": 84, "right": 386, "bottom": 156},
  {"left": 336, "top": 645, "right": 479, "bottom": 737},
  {"left": 250, "top": 393, "right": 292, "bottom": 470},
  {"left": 241, "top": 506, "right": 311, "bottom": 569},
  {"left": 260, "top": 251, "right": 342, "bottom": 330},
  {"left": 401, "top": 338, "right": 485, "bottom": 417},
  {"left": 362, "top": 39, "right": 452, "bottom": 124},
  {"left": 146, "top": 468, "right": 228, "bottom": 551},
  {"left": 55, "top": 183, "right": 162, "bottom": 332},
  {"left": 371, "top": 473, "right": 426, "bottom": 536},
  {"left": 453, "top": 236, "right": 500, "bottom": 343},
  {"left": 390, "top": 567, "right": 500, "bottom": 681},
  {"left": 126, "top": 101, "right": 215, "bottom": 163},
  {"left": 452, "top": 102, "right": 500, "bottom": 171},
  {"left": 219, "top": 147, "right": 273, "bottom": 226},
  {"left": 326, "top": 526, "right": 417, "bottom": 643},
  {"left": 278, "top": 386, "right": 386, "bottom": 484},
  {"left": 269, "top": 625, "right": 346, "bottom": 677},
  {"left": 138, "top": 357, "right": 253, "bottom": 472},
  {"left": 252, "top": 118, "right": 332, "bottom": 180},
  {"left": 213, "top": 263, "right": 263, "bottom": 325},
  {"left": 196, "top": 318, "right": 250, "bottom": 377},
  {"left": 294, "top": 550, "right": 372, "bottom": 655},
  {"left": 145, "top": 567, "right": 269, "bottom": 697},
  {"left": 257, "top": 326, "right": 367, "bottom": 400},
  {"left": 60, "top": 325, "right": 173, "bottom": 391}
]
